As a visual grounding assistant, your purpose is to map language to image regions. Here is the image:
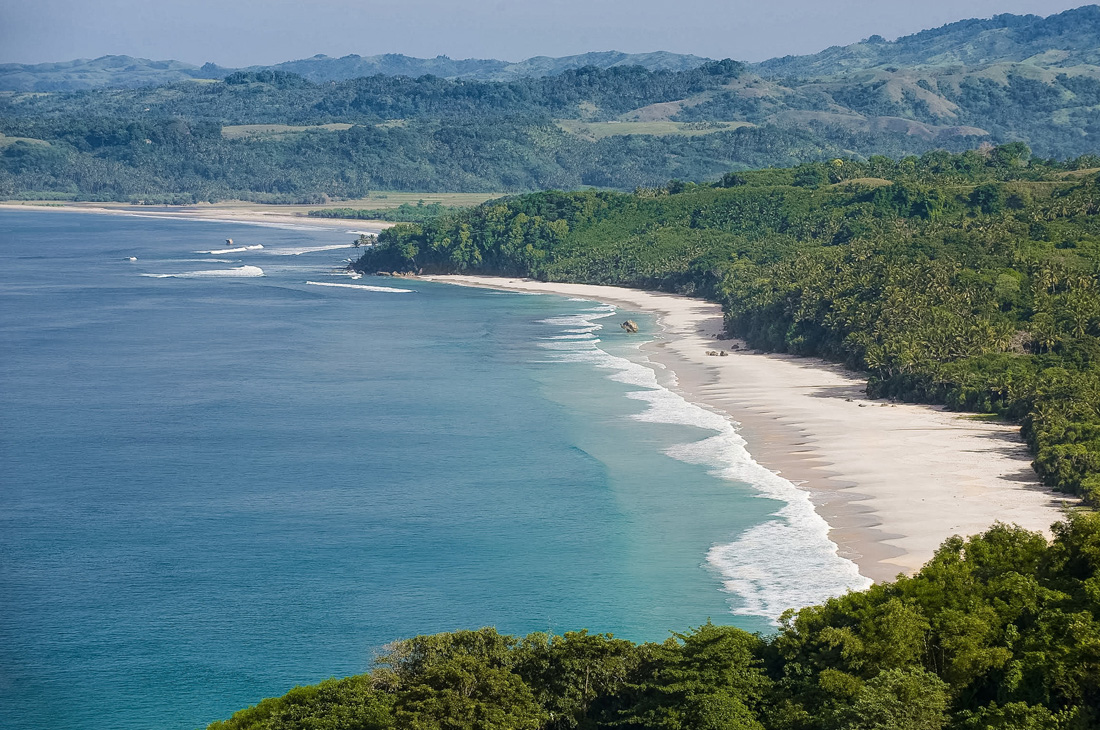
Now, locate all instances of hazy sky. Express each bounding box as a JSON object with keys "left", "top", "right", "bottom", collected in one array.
[{"left": 0, "top": 0, "right": 1087, "bottom": 66}]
